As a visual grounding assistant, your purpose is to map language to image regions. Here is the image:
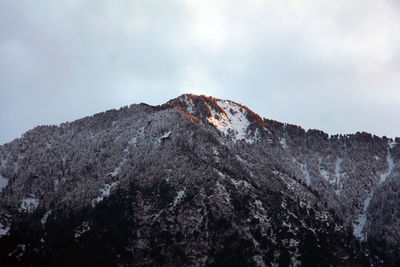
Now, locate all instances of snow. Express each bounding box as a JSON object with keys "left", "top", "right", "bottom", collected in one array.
[
  {"left": 212, "top": 147, "right": 220, "bottom": 163},
  {"left": 91, "top": 182, "right": 118, "bottom": 207},
  {"left": 110, "top": 163, "right": 124, "bottom": 177},
  {"left": 160, "top": 131, "right": 171, "bottom": 139},
  {"left": 353, "top": 191, "right": 374, "bottom": 240},
  {"left": 335, "top": 158, "right": 342, "bottom": 177},
  {"left": 75, "top": 221, "right": 90, "bottom": 239},
  {"left": 353, "top": 150, "right": 396, "bottom": 239},
  {"left": 334, "top": 157, "right": 342, "bottom": 195},
  {"left": 41, "top": 210, "right": 52, "bottom": 225},
  {"left": 231, "top": 178, "right": 253, "bottom": 189},
  {"left": 109, "top": 151, "right": 129, "bottom": 177},
  {"left": 172, "top": 188, "right": 186, "bottom": 207},
  {"left": 1, "top": 158, "right": 7, "bottom": 168},
  {"left": 214, "top": 182, "right": 231, "bottom": 204},
  {"left": 154, "top": 130, "right": 172, "bottom": 145},
  {"left": 389, "top": 139, "right": 397, "bottom": 149},
  {"left": 129, "top": 126, "right": 145, "bottom": 146},
  {"left": 0, "top": 174, "right": 9, "bottom": 192},
  {"left": 379, "top": 152, "right": 394, "bottom": 185},
  {"left": 236, "top": 154, "right": 247, "bottom": 163},
  {"left": 13, "top": 155, "right": 24, "bottom": 173},
  {"left": 128, "top": 137, "right": 137, "bottom": 145},
  {"left": 112, "top": 127, "right": 146, "bottom": 176},
  {"left": 300, "top": 163, "right": 311, "bottom": 186},
  {"left": 61, "top": 154, "right": 67, "bottom": 165},
  {"left": 113, "top": 133, "right": 123, "bottom": 142},
  {"left": 13, "top": 162, "right": 19, "bottom": 173},
  {"left": 216, "top": 170, "right": 226, "bottom": 178},
  {"left": 207, "top": 100, "right": 253, "bottom": 143},
  {"left": 19, "top": 197, "right": 39, "bottom": 213},
  {"left": 279, "top": 137, "right": 288, "bottom": 149},
  {"left": 353, "top": 152, "right": 393, "bottom": 240},
  {"left": 0, "top": 222, "right": 10, "bottom": 237},
  {"left": 320, "top": 168, "right": 330, "bottom": 181},
  {"left": 253, "top": 255, "right": 266, "bottom": 267},
  {"left": 12, "top": 244, "right": 26, "bottom": 259},
  {"left": 184, "top": 96, "right": 195, "bottom": 114}
]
